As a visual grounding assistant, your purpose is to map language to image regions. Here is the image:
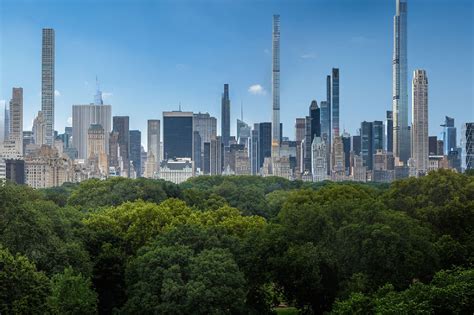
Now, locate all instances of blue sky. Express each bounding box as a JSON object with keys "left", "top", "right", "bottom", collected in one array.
[{"left": 0, "top": 0, "right": 472, "bottom": 147}]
